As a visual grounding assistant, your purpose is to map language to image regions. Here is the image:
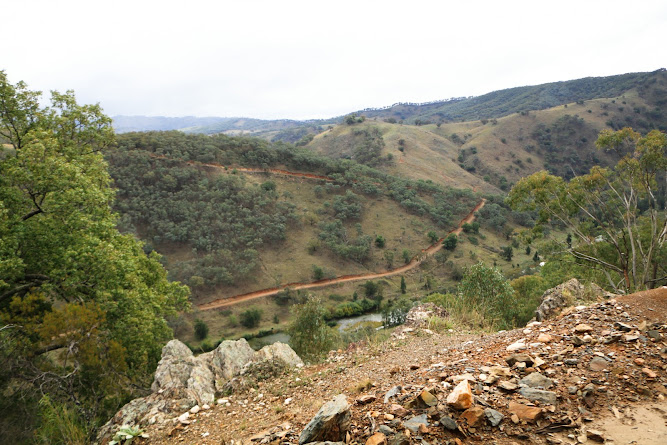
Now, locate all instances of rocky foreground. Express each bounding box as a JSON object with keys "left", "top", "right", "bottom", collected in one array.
[{"left": 116, "top": 285, "right": 666, "bottom": 445}]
